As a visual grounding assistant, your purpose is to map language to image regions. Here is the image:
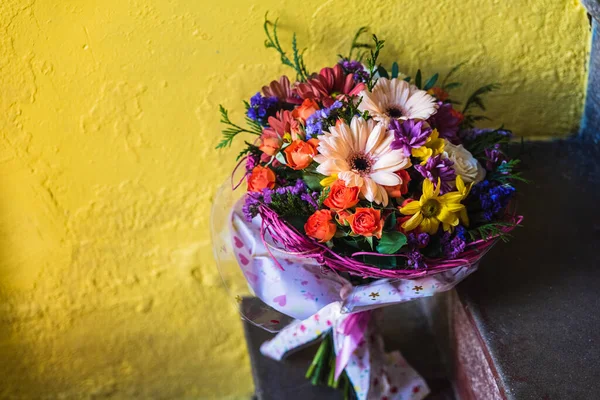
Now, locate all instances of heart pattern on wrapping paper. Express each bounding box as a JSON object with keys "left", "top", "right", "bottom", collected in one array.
[
  {"left": 239, "top": 254, "right": 249, "bottom": 266},
  {"left": 234, "top": 236, "right": 244, "bottom": 248},
  {"left": 246, "top": 271, "right": 258, "bottom": 283},
  {"left": 273, "top": 295, "right": 286, "bottom": 307}
]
